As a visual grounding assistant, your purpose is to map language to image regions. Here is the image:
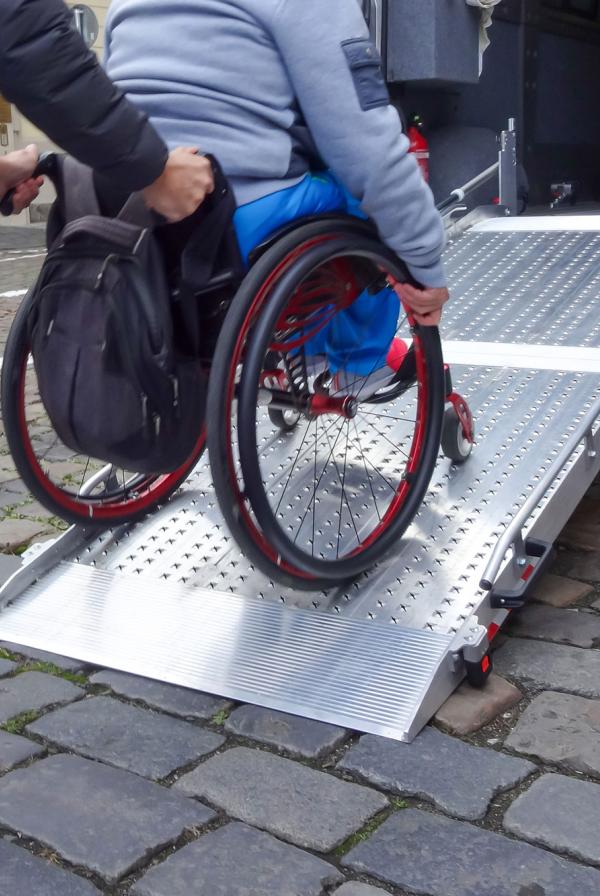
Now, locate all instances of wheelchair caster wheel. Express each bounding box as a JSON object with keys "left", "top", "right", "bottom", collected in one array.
[
  {"left": 465, "top": 653, "right": 493, "bottom": 689},
  {"left": 442, "top": 405, "right": 473, "bottom": 463},
  {"left": 268, "top": 407, "right": 301, "bottom": 432}
]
